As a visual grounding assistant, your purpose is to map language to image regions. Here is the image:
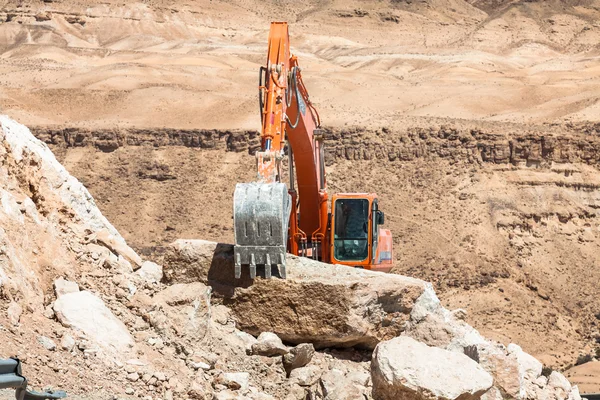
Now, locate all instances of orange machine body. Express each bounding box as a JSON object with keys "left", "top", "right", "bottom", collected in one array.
[{"left": 258, "top": 22, "right": 392, "bottom": 272}]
